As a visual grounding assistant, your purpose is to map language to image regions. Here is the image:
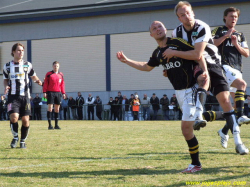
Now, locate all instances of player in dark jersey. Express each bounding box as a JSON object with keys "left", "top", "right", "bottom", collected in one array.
[
  {"left": 162, "top": 1, "right": 248, "bottom": 155},
  {"left": 211, "top": 7, "right": 250, "bottom": 149},
  {"left": 3, "top": 43, "right": 42, "bottom": 148},
  {"left": 117, "top": 21, "right": 209, "bottom": 173},
  {"left": 43, "top": 61, "right": 66, "bottom": 130}
]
